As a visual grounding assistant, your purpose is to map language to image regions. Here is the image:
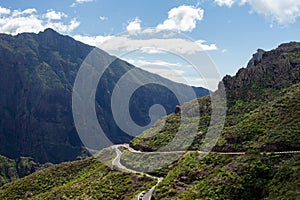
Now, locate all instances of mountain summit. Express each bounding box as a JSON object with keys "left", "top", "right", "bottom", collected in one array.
[{"left": 0, "top": 29, "right": 209, "bottom": 163}]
